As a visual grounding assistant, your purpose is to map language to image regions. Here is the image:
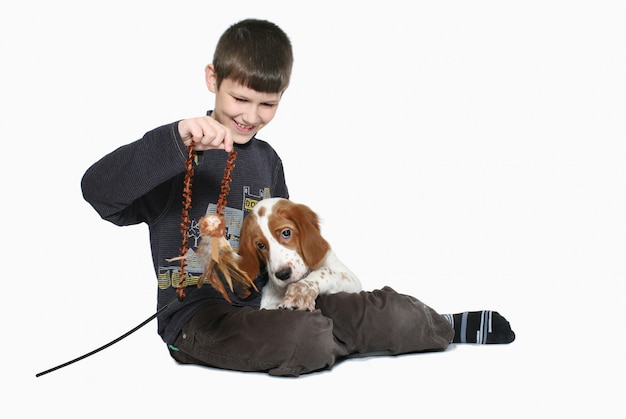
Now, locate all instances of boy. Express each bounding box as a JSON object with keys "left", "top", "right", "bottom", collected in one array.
[{"left": 81, "top": 18, "right": 514, "bottom": 377}]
